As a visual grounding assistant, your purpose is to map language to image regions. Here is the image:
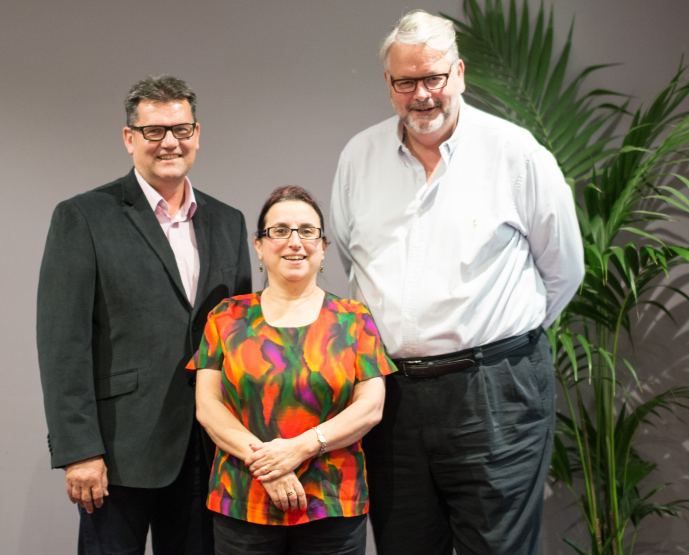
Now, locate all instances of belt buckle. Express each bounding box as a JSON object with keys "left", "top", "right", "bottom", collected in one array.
[{"left": 401, "top": 360, "right": 422, "bottom": 377}]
